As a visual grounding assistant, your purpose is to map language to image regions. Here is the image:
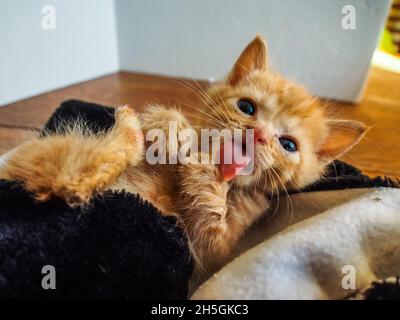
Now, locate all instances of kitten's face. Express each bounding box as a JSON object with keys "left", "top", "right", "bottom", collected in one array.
[{"left": 196, "top": 36, "right": 366, "bottom": 191}]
